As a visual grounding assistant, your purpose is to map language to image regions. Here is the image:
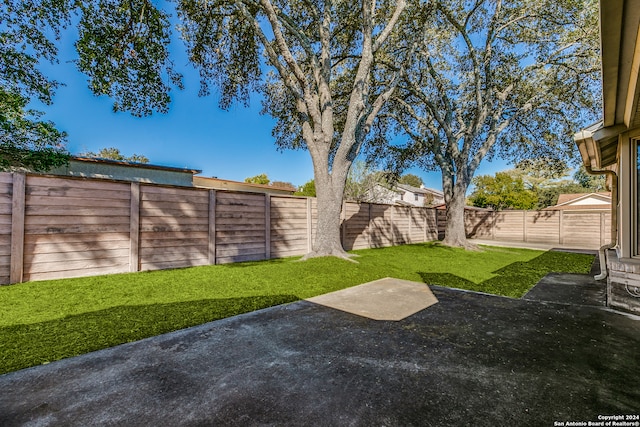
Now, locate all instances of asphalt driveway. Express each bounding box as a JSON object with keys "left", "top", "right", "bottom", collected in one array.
[{"left": 1, "top": 269, "right": 639, "bottom": 426}]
